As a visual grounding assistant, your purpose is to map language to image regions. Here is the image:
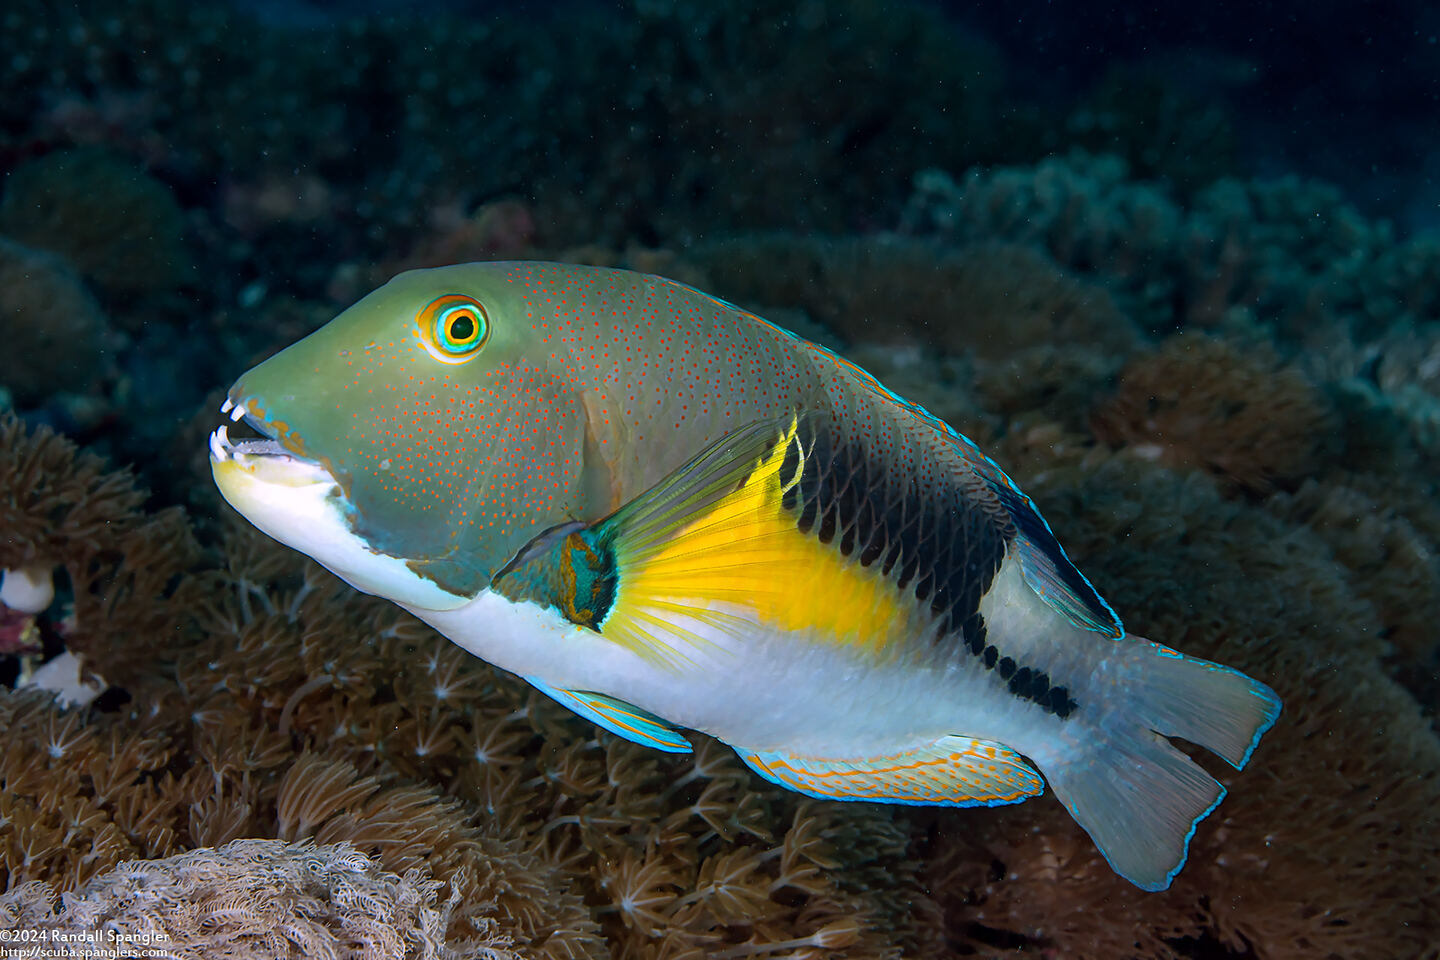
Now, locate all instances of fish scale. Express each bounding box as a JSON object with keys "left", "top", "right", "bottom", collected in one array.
[{"left": 210, "top": 260, "right": 1281, "bottom": 892}]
